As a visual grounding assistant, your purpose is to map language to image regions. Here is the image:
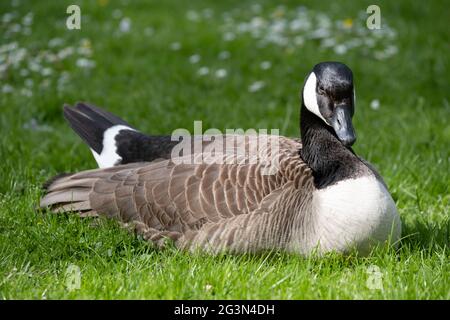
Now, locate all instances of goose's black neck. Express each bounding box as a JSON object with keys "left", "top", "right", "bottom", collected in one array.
[{"left": 299, "top": 103, "right": 361, "bottom": 189}]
